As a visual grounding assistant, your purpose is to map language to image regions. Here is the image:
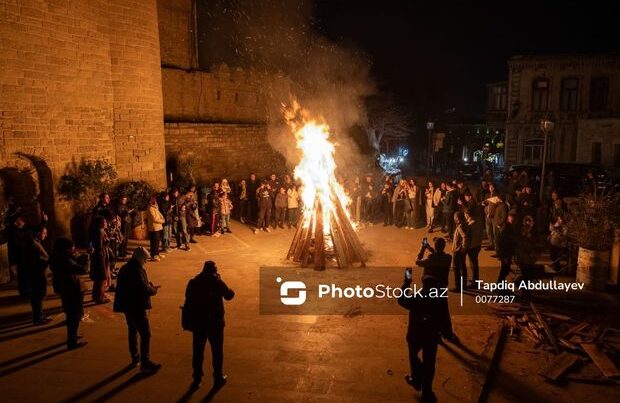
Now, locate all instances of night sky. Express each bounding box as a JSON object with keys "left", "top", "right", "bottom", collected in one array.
[
  {"left": 313, "top": 0, "right": 618, "bottom": 120},
  {"left": 199, "top": 0, "right": 618, "bottom": 123}
]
